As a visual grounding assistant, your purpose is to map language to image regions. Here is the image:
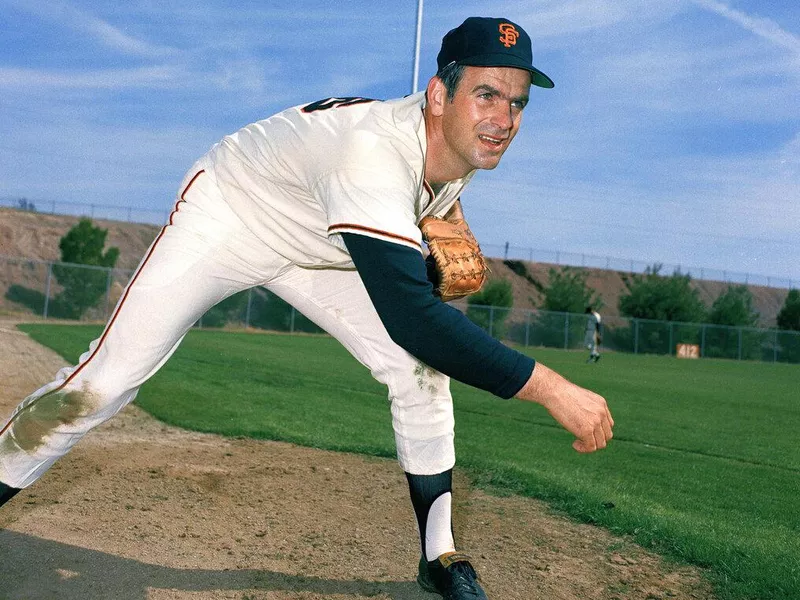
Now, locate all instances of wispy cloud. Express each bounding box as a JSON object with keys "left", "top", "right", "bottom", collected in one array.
[
  {"left": 5, "top": 0, "right": 176, "bottom": 58},
  {"left": 518, "top": 0, "right": 680, "bottom": 39},
  {"left": 691, "top": 0, "right": 800, "bottom": 56}
]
